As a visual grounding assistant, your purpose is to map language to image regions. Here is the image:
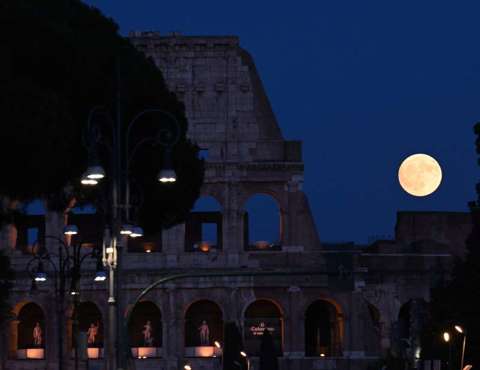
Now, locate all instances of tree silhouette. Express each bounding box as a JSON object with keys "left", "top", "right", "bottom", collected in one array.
[
  {"left": 0, "top": 0, "right": 203, "bottom": 231},
  {"left": 0, "top": 250, "right": 14, "bottom": 324},
  {"left": 425, "top": 123, "right": 480, "bottom": 367}
]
